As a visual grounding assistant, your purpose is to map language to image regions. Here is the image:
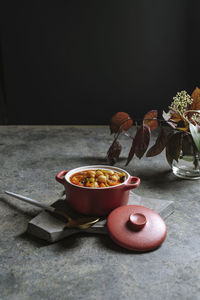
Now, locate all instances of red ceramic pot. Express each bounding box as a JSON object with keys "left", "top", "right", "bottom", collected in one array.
[{"left": 56, "top": 165, "right": 140, "bottom": 216}]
